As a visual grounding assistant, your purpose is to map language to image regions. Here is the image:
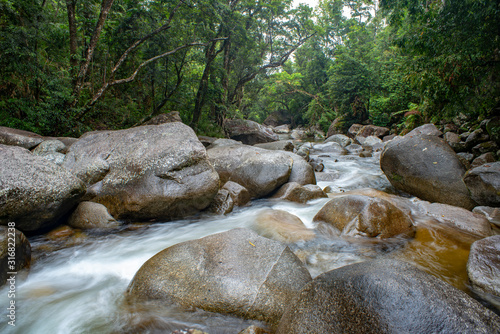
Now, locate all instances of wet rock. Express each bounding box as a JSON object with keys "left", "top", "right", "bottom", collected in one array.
[
  {"left": 345, "top": 144, "right": 363, "bottom": 154},
  {"left": 313, "top": 195, "right": 415, "bottom": 239},
  {"left": 311, "top": 142, "right": 346, "bottom": 154},
  {"left": 0, "top": 226, "right": 31, "bottom": 285},
  {"left": 357, "top": 125, "right": 390, "bottom": 138},
  {"left": 282, "top": 151, "right": 316, "bottom": 185},
  {"left": 315, "top": 172, "right": 339, "bottom": 182},
  {"left": 361, "top": 135, "right": 383, "bottom": 147},
  {"left": 290, "top": 128, "right": 307, "bottom": 140},
  {"left": 473, "top": 206, "right": 500, "bottom": 227},
  {"left": 0, "top": 144, "right": 86, "bottom": 232},
  {"left": 0, "top": 126, "right": 45, "bottom": 149},
  {"left": 471, "top": 152, "right": 496, "bottom": 169},
  {"left": 208, "top": 189, "right": 234, "bottom": 215},
  {"left": 273, "top": 124, "right": 291, "bottom": 134},
  {"left": 271, "top": 182, "right": 327, "bottom": 204},
  {"left": 309, "top": 158, "right": 324, "bottom": 172},
  {"left": 254, "top": 140, "right": 294, "bottom": 152},
  {"left": 466, "top": 129, "right": 490, "bottom": 150},
  {"left": 406, "top": 123, "right": 443, "bottom": 137},
  {"left": 326, "top": 117, "right": 344, "bottom": 137},
  {"left": 67, "top": 201, "right": 119, "bottom": 230},
  {"left": 253, "top": 209, "right": 316, "bottom": 243},
  {"left": 127, "top": 228, "right": 312, "bottom": 329},
  {"left": 224, "top": 119, "right": 278, "bottom": 145},
  {"left": 46, "top": 225, "right": 75, "bottom": 240},
  {"left": 221, "top": 181, "right": 251, "bottom": 207},
  {"left": 63, "top": 123, "right": 219, "bottom": 221},
  {"left": 467, "top": 235, "right": 500, "bottom": 302},
  {"left": 277, "top": 259, "right": 500, "bottom": 334},
  {"left": 463, "top": 162, "right": 500, "bottom": 207},
  {"left": 207, "top": 144, "right": 292, "bottom": 198},
  {"left": 324, "top": 134, "right": 352, "bottom": 148},
  {"left": 457, "top": 152, "right": 474, "bottom": 169},
  {"left": 295, "top": 144, "right": 310, "bottom": 161},
  {"left": 414, "top": 201, "right": 492, "bottom": 238},
  {"left": 347, "top": 124, "right": 363, "bottom": 138},
  {"left": 380, "top": 134, "right": 476, "bottom": 209},
  {"left": 143, "top": 111, "right": 182, "bottom": 125}
]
